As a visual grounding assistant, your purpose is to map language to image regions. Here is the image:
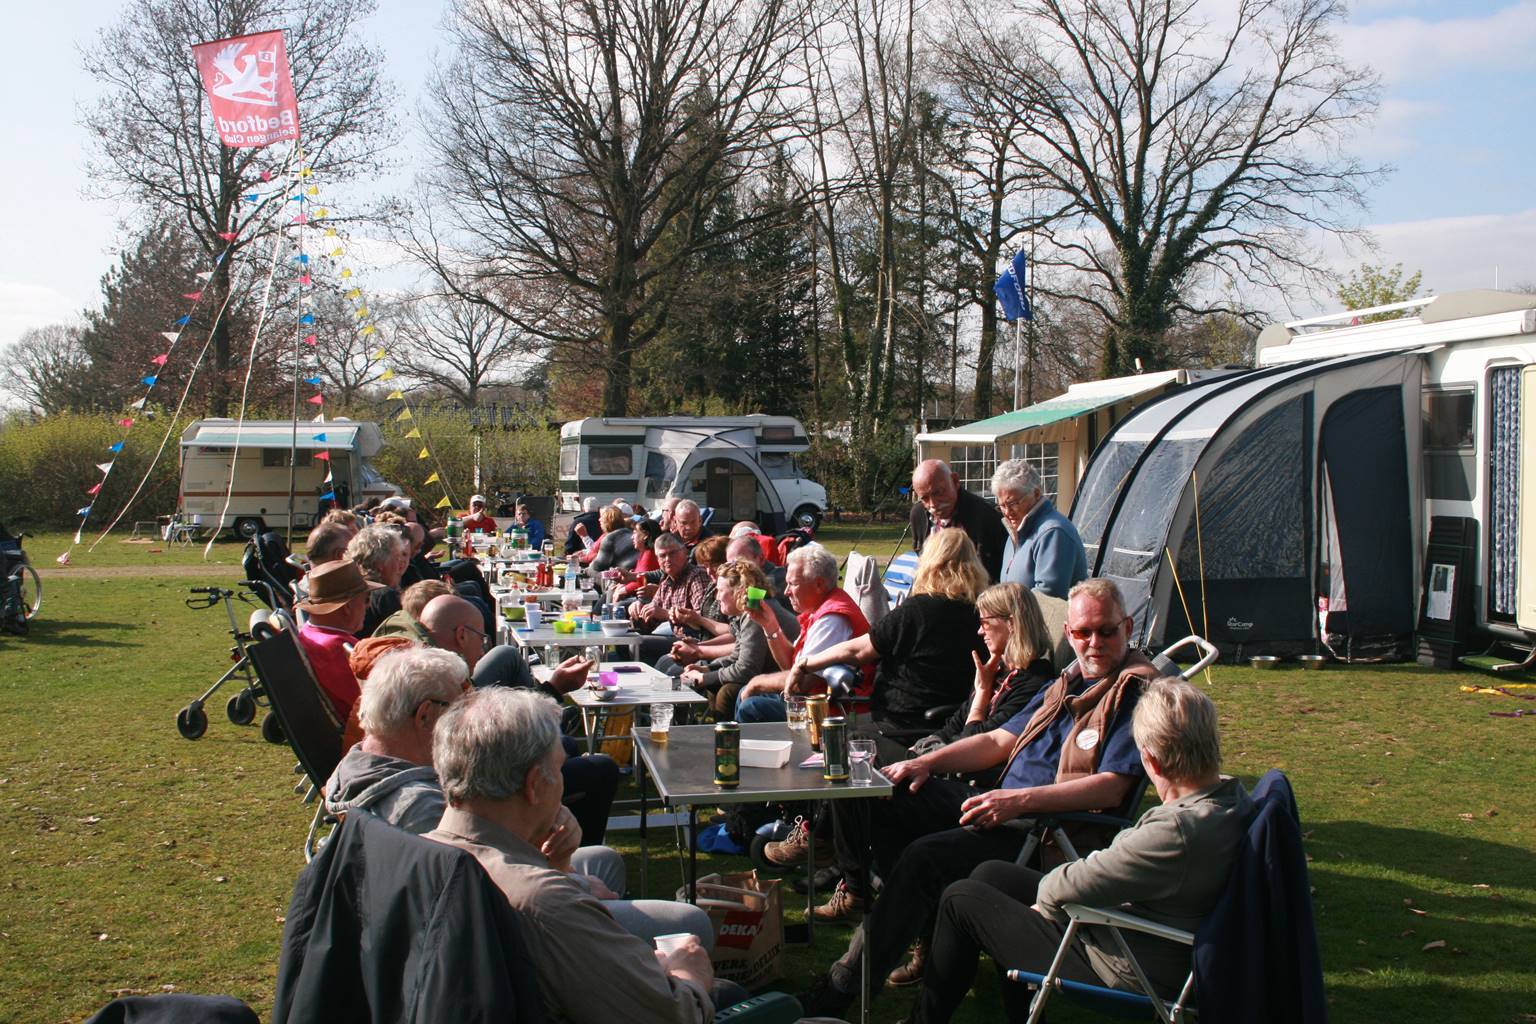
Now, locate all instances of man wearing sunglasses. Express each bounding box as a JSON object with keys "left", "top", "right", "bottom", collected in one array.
[{"left": 801, "top": 577, "right": 1160, "bottom": 1018}]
